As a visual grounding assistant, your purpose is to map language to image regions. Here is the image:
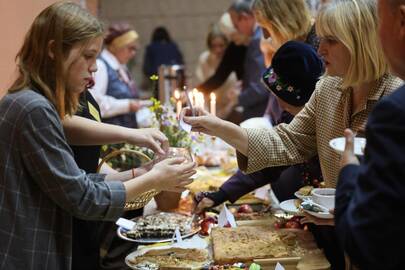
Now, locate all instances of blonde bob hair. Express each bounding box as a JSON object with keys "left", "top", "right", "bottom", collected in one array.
[
  {"left": 316, "top": 0, "right": 389, "bottom": 88},
  {"left": 9, "top": 2, "right": 103, "bottom": 118},
  {"left": 252, "top": 0, "right": 312, "bottom": 42}
]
